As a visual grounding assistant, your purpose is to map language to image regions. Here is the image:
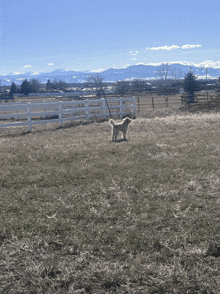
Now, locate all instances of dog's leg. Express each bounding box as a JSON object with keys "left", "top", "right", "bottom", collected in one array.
[
  {"left": 113, "top": 130, "right": 118, "bottom": 141},
  {"left": 122, "top": 127, "right": 128, "bottom": 140},
  {"left": 112, "top": 131, "right": 117, "bottom": 141}
]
